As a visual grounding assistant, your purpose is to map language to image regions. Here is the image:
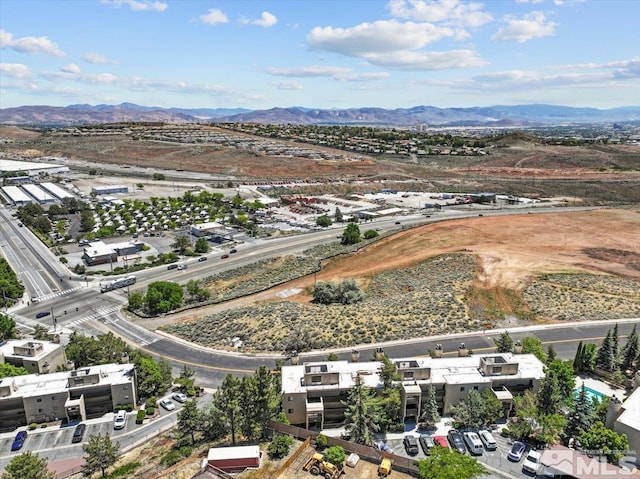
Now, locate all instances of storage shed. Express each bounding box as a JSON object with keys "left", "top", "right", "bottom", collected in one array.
[{"left": 206, "top": 445, "right": 261, "bottom": 473}]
